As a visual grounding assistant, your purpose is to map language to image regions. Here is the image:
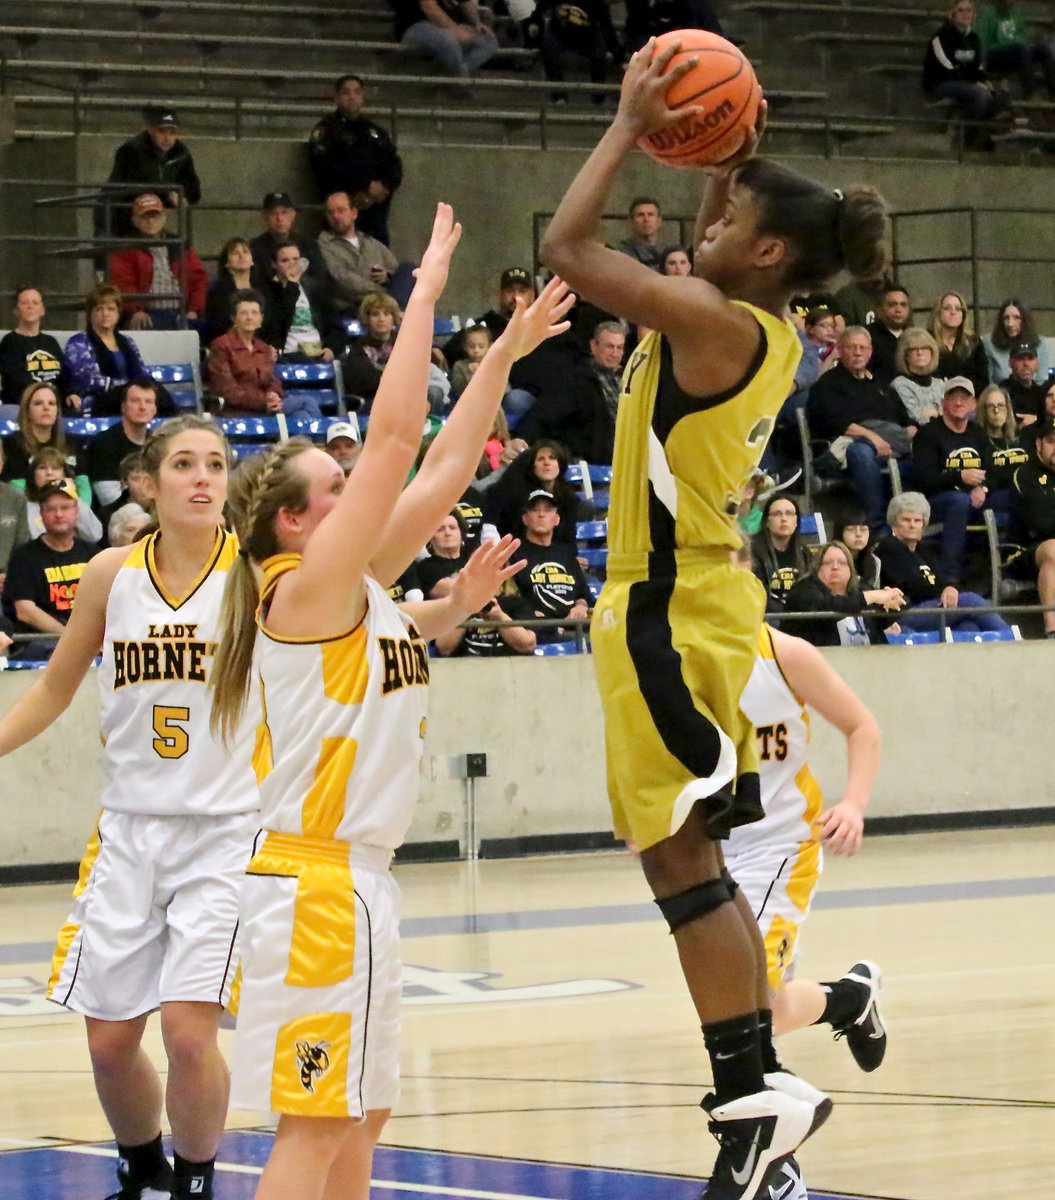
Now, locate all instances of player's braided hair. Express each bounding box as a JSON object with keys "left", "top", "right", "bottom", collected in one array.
[{"left": 209, "top": 437, "right": 314, "bottom": 742}]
